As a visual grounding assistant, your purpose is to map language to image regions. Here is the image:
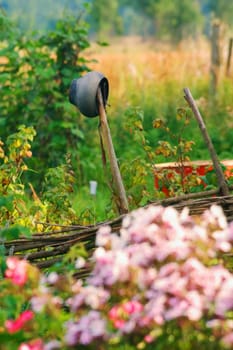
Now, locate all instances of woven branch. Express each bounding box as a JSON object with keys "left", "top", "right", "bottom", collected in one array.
[{"left": 2, "top": 186, "right": 233, "bottom": 269}]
